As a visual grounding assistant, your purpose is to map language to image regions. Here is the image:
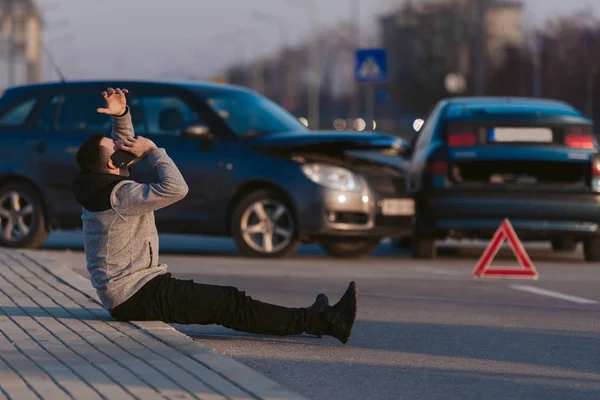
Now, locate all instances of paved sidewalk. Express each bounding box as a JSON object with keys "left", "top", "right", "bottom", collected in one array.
[{"left": 0, "top": 249, "right": 306, "bottom": 400}]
